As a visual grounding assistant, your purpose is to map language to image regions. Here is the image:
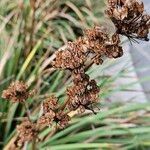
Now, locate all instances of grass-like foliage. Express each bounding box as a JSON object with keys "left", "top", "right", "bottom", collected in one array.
[{"left": 0, "top": 0, "right": 150, "bottom": 149}]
